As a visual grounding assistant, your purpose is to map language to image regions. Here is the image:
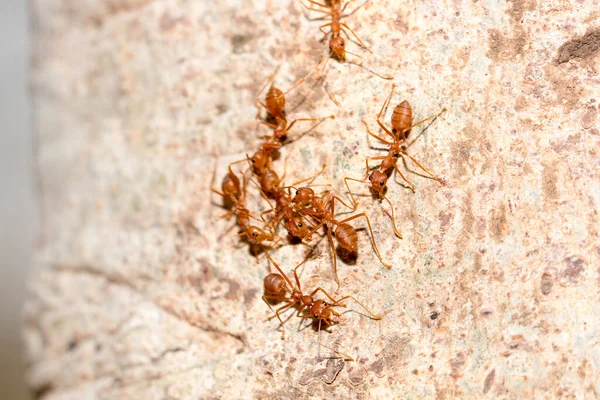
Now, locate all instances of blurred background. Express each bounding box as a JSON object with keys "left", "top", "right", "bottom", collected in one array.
[{"left": 0, "top": 0, "right": 35, "bottom": 399}]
